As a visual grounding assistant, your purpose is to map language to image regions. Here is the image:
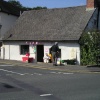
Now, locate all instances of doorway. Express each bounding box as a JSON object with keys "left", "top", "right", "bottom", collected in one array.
[{"left": 37, "top": 45, "right": 44, "bottom": 62}]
